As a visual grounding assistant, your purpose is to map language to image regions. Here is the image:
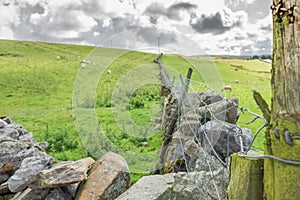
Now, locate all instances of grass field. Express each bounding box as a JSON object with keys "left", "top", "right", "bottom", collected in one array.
[{"left": 0, "top": 39, "right": 271, "bottom": 181}]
